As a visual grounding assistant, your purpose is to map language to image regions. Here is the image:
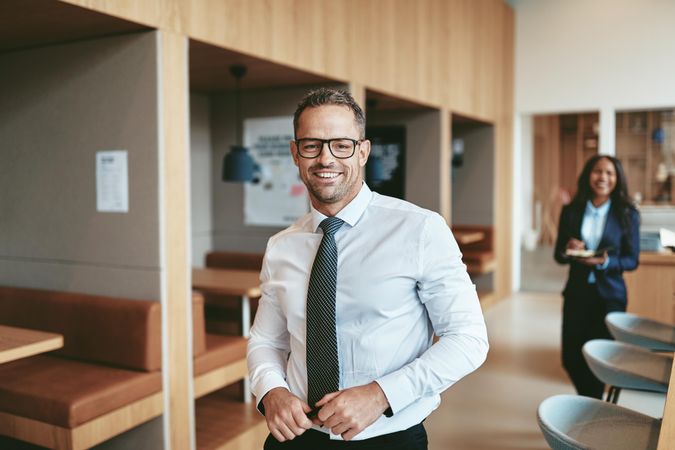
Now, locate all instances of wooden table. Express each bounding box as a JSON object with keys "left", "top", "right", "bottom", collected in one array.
[
  {"left": 0, "top": 325, "right": 63, "bottom": 364},
  {"left": 453, "top": 230, "right": 485, "bottom": 245},
  {"left": 192, "top": 267, "right": 261, "bottom": 404},
  {"left": 192, "top": 268, "right": 261, "bottom": 337}
]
